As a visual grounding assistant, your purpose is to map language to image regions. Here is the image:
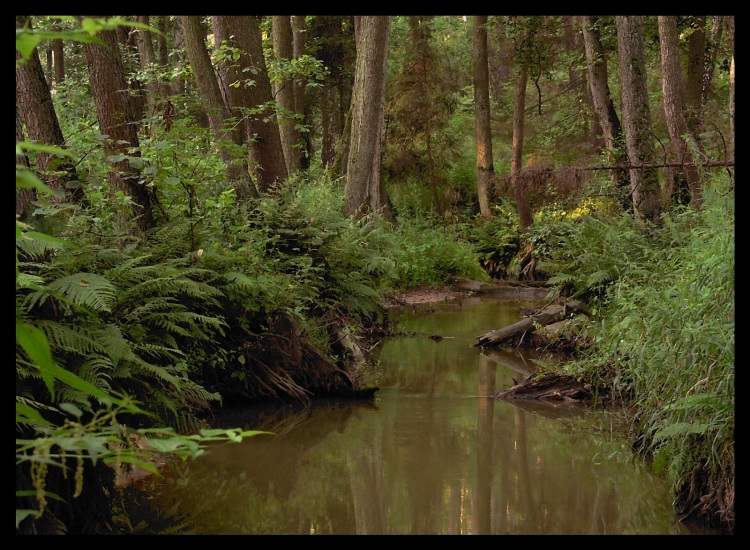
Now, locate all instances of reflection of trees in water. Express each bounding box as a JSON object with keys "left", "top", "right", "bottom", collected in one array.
[
  {"left": 134, "top": 400, "right": 375, "bottom": 534},
  {"left": 475, "top": 354, "right": 495, "bottom": 533},
  {"left": 348, "top": 428, "right": 386, "bottom": 534}
]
